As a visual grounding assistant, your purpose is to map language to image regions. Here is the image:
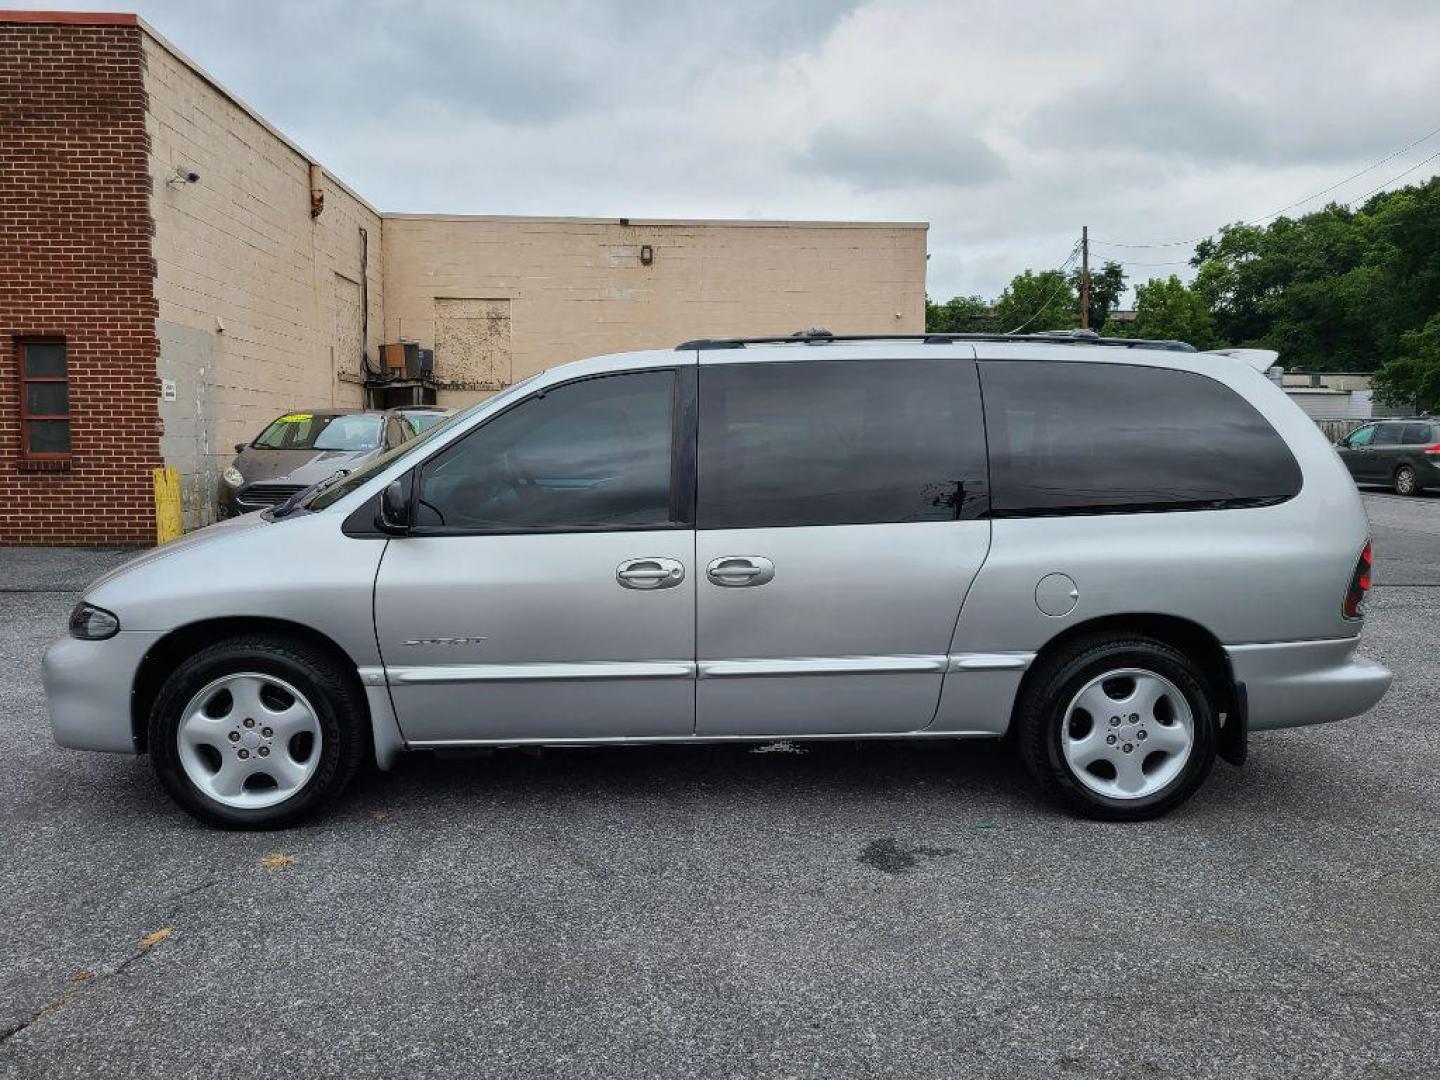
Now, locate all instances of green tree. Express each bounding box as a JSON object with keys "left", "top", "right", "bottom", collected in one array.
[
  {"left": 1071, "top": 260, "right": 1127, "bottom": 330},
  {"left": 994, "top": 269, "right": 1077, "bottom": 333},
  {"left": 925, "top": 294, "right": 998, "bottom": 333},
  {"left": 1188, "top": 177, "right": 1440, "bottom": 369},
  {"left": 1107, "top": 275, "right": 1220, "bottom": 349},
  {"left": 1373, "top": 314, "right": 1440, "bottom": 411}
]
